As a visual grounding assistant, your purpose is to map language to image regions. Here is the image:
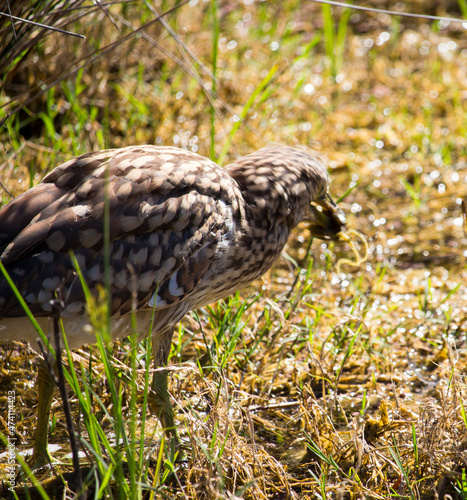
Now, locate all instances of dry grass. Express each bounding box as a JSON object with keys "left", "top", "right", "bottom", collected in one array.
[{"left": 1, "top": 1, "right": 467, "bottom": 498}]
